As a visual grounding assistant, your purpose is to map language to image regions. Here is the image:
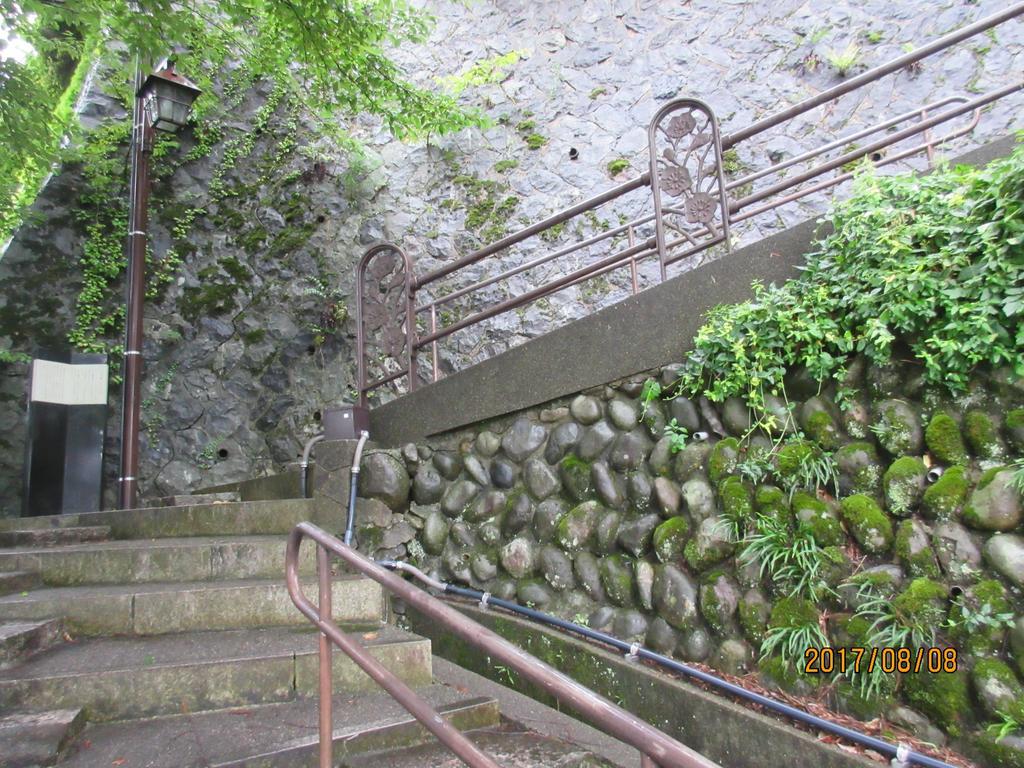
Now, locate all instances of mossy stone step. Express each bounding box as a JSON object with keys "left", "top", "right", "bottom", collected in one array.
[
  {"left": 0, "top": 526, "right": 110, "bottom": 548},
  {"left": 0, "top": 498, "right": 324, "bottom": 539},
  {"left": 0, "top": 619, "right": 63, "bottom": 670},
  {"left": 0, "top": 708, "right": 85, "bottom": 767},
  {"left": 0, "top": 569, "right": 41, "bottom": 596},
  {"left": 147, "top": 490, "right": 241, "bottom": 507},
  {"left": 0, "top": 576, "right": 382, "bottom": 636},
  {"left": 0, "top": 535, "right": 316, "bottom": 587},
  {"left": 343, "top": 726, "right": 620, "bottom": 768},
  {"left": 58, "top": 686, "right": 499, "bottom": 767},
  {"left": 0, "top": 625, "right": 432, "bottom": 722}
]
